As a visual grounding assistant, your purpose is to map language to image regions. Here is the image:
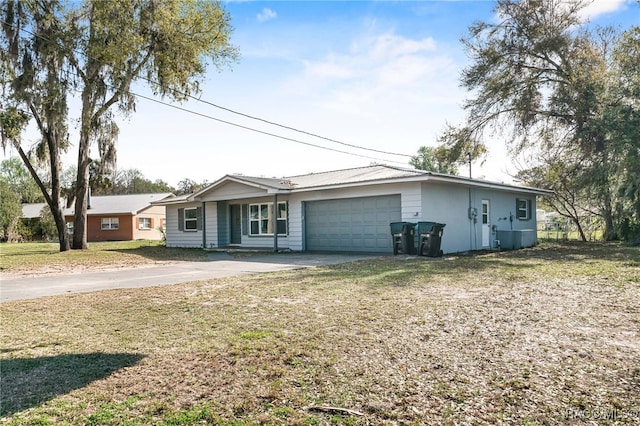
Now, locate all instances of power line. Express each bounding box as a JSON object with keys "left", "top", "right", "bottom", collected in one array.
[
  {"left": 165, "top": 92, "right": 412, "bottom": 158},
  {"left": 0, "top": 15, "right": 415, "bottom": 160},
  {"left": 0, "top": 48, "right": 409, "bottom": 165},
  {"left": 129, "top": 91, "right": 410, "bottom": 165},
  {"left": 1, "top": 62, "right": 408, "bottom": 165}
]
